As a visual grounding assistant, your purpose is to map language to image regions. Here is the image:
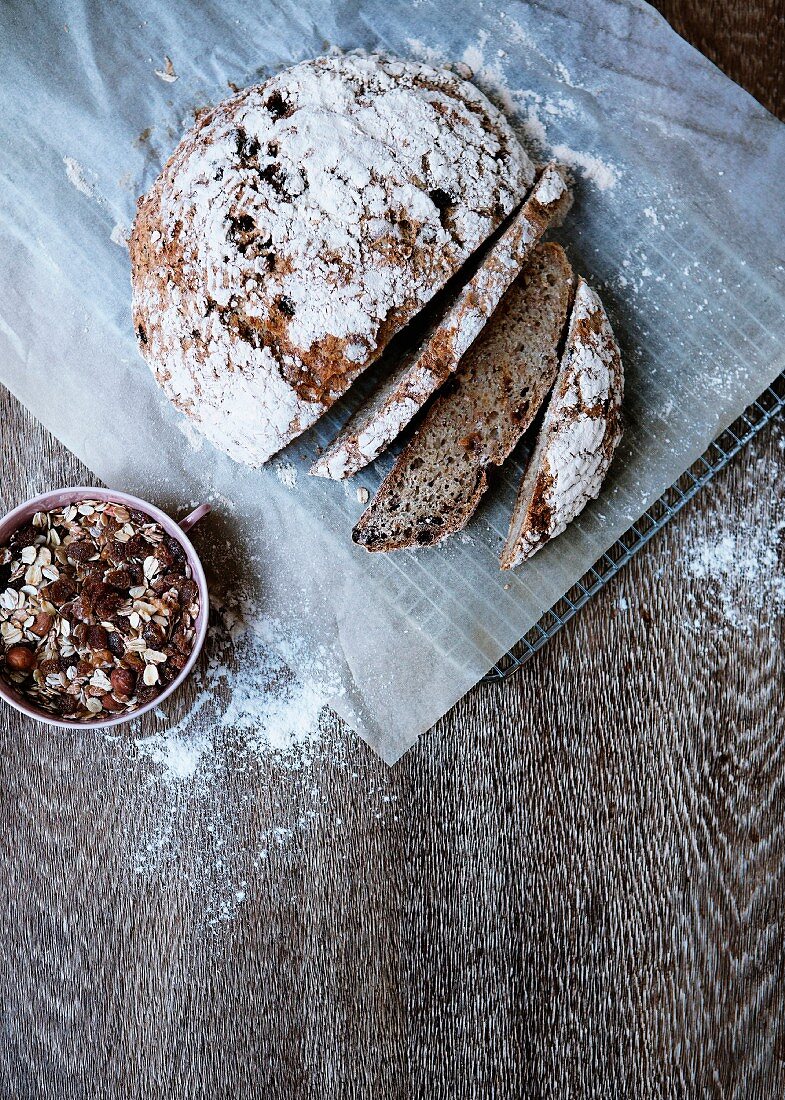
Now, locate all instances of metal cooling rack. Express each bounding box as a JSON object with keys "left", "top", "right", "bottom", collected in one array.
[{"left": 483, "top": 373, "right": 785, "bottom": 683}]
